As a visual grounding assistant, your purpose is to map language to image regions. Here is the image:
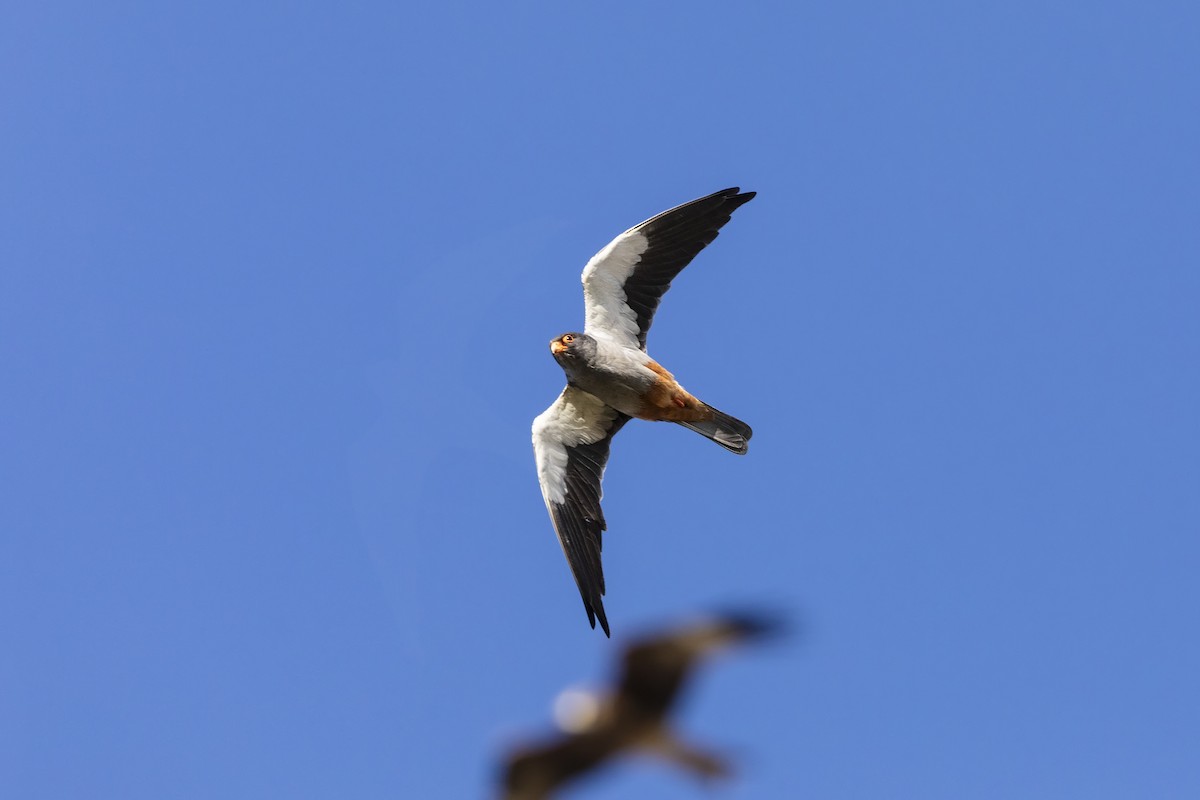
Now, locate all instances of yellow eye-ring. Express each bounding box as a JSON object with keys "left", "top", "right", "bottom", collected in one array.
[{"left": 563, "top": 334, "right": 574, "bottom": 343}]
